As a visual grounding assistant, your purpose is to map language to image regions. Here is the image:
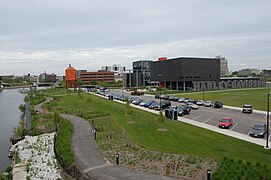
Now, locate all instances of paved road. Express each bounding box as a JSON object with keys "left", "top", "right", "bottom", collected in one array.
[
  {"left": 109, "top": 89, "right": 271, "bottom": 146},
  {"left": 60, "top": 114, "right": 175, "bottom": 180}
]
